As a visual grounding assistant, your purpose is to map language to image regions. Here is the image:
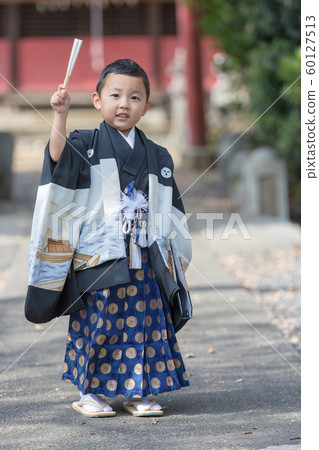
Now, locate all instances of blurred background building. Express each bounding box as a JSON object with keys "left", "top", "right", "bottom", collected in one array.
[
  {"left": 0, "top": 0, "right": 216, "bottom": 97},
  {"left": 0, "top": 0, "right": 301, "bottom": 222}
]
